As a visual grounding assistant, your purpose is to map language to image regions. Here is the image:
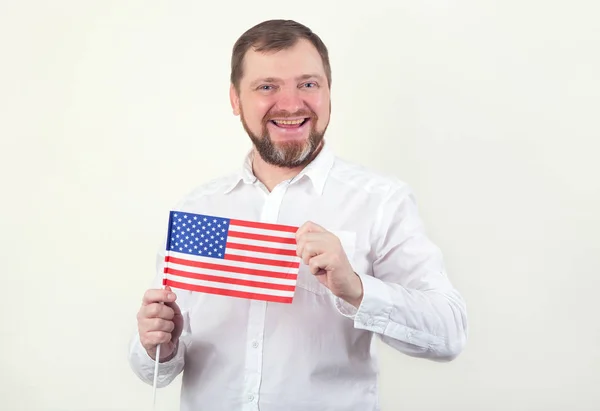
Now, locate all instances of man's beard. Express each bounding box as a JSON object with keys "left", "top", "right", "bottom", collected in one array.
[{"left": 240, "top": 106, "right": 327, "bottom": 168}]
